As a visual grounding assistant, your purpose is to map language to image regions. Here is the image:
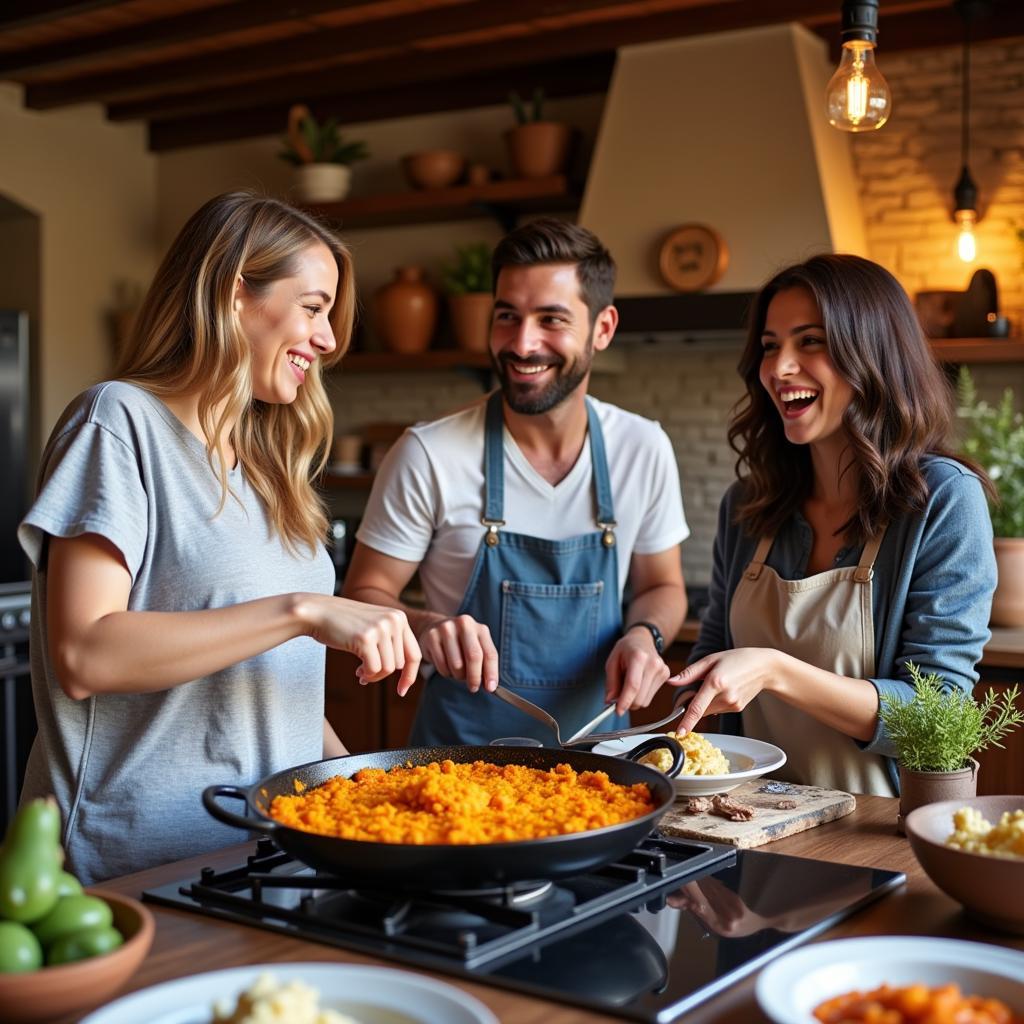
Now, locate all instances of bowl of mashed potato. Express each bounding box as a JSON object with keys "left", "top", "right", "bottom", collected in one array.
[{"left": 904, "top": 795, "right": 1024, "bottom": 934}]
